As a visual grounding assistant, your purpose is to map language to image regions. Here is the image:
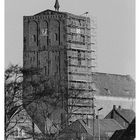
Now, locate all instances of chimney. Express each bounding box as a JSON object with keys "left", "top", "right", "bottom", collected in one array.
[
  {"left": 118, "top": 105, "right": 121, "bottom": 110},
  {"left": 113, "top": 105, "right": 116, "bottom": 110},
  {"left": 111, "top": 105, "right": 116, "bottom": 119}
]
